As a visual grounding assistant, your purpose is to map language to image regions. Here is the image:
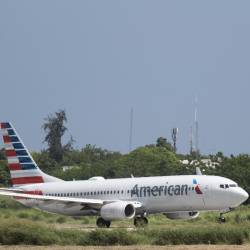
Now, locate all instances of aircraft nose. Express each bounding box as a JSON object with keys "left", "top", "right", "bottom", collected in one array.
[{"left": 237, "top": 188, "right": 249, "bottom": 204}]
